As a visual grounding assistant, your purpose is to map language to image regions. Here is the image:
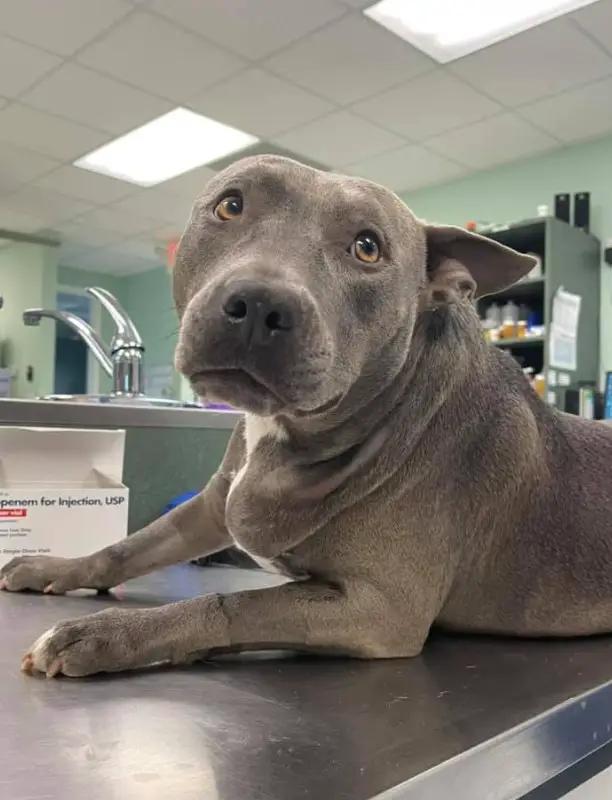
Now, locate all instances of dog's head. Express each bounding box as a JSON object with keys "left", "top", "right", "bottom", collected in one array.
[{"left": 174, "top": 155, "right": 534, "bottom": 417}]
